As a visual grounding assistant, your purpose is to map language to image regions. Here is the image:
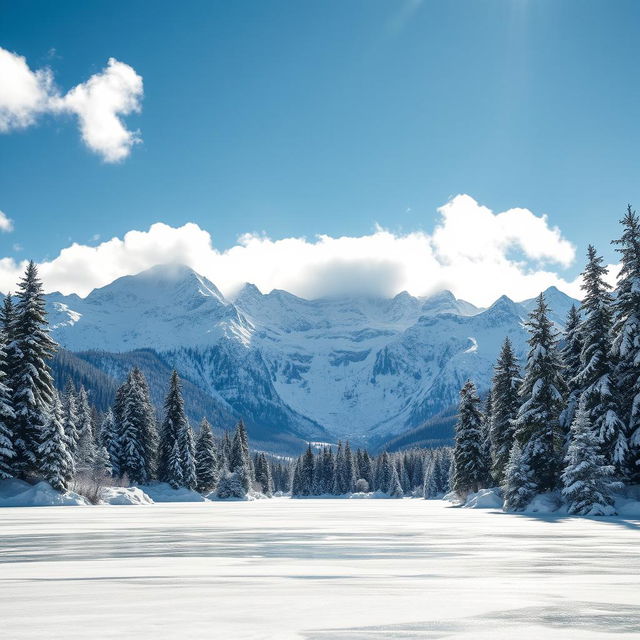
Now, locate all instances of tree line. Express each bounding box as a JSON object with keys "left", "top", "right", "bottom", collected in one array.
[
  {"left": 290, "top": 443, "right": 452, "bottom": 498},
  {"left": 452, "top": 206, "right": 640, "bottom": 515}
]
